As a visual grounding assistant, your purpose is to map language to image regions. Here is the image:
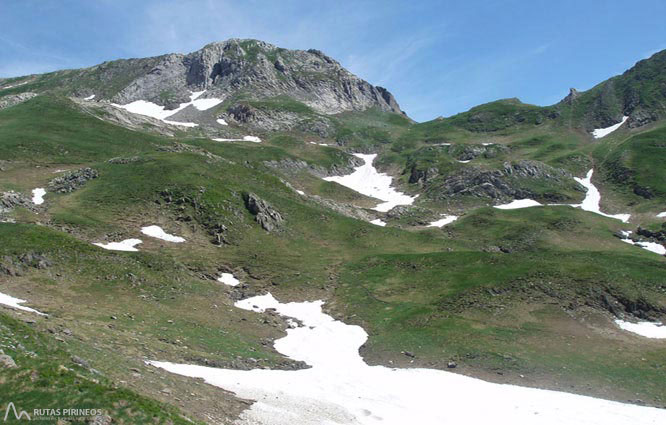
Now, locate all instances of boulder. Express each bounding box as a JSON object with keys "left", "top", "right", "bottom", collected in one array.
[
  {"left": 48, "top": 168, "right": 98, "bottom": 193},
  {"left": 243, "top": 193, "right": 283, "bottom": 232}
]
